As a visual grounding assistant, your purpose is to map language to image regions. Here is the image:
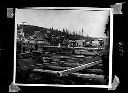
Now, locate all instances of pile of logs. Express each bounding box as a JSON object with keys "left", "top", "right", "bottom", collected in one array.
[{"left": 17, "top": 52, "right": 107, "bottom": 84}]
